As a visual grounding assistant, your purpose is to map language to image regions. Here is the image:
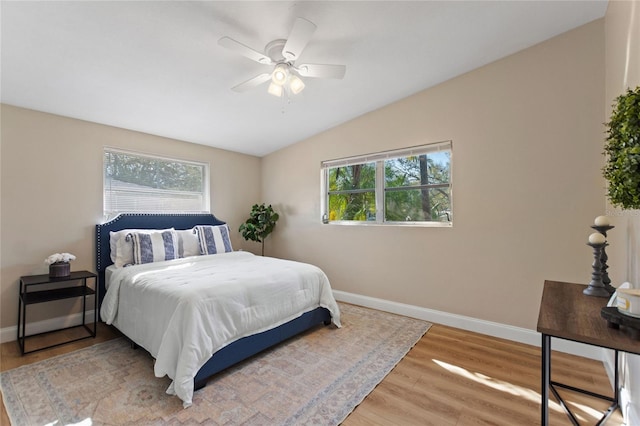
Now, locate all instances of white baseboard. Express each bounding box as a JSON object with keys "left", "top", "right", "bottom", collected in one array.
[
  {"left": 603, "top": 350, "right": 639, "bottom": 425},
  {"left": 1, "top": 293, "right": 602, "bottom": 361},
  {"left": 333, "top": 290, "right": 604, "bottom": 360},
  {"left": 0, "top": 310, "right": 96, "bottom": 344}
]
